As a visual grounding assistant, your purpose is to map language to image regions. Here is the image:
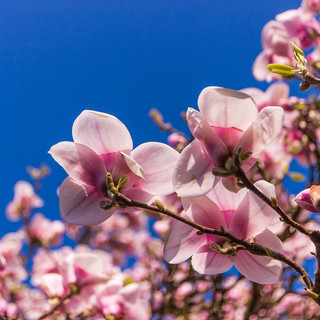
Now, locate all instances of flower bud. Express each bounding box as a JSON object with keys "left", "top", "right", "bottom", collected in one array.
[{"left": 295, "top": 185, "right": 320, "bottom": 213}]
